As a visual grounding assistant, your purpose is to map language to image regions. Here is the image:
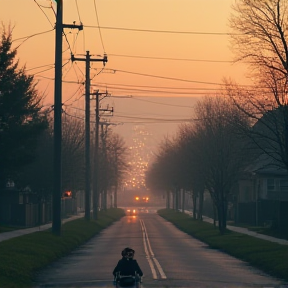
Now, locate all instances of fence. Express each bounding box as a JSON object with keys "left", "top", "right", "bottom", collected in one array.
[
  {"left": 0, "top": 198, "right": 78, "bottom": 227},
  {"left": 237, "top": 200, "right": 288, "bottom": 233}
]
